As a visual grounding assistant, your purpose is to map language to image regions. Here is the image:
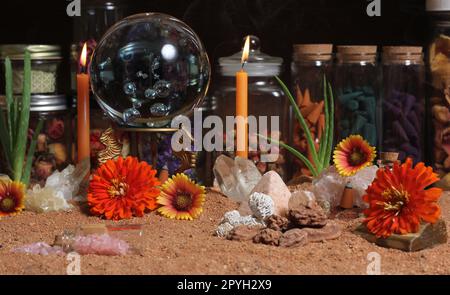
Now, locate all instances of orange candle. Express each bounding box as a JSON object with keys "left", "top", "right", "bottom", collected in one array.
[
  {"left": 236, "top": 36, "right": 250, "bottom": 158},
  {"left": 77, "top": 42, "right": 90, "bottom": 163}
]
